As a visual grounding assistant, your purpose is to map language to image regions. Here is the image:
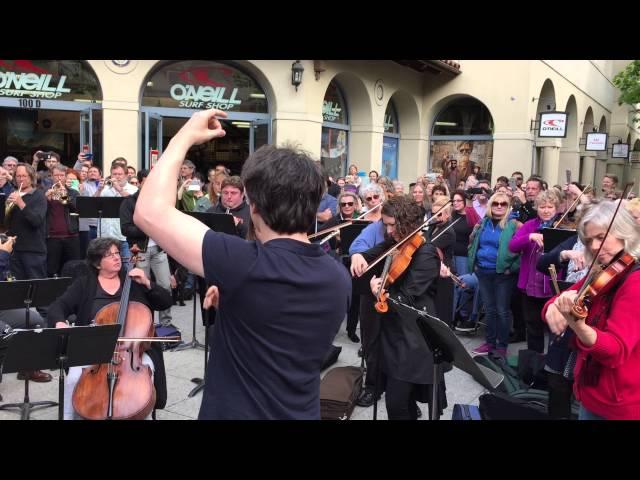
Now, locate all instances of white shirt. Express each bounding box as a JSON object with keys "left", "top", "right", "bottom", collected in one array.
[{"left": 99, "top": 182, "right": 138, "bottom": 241}]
